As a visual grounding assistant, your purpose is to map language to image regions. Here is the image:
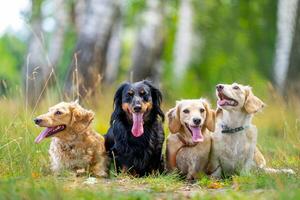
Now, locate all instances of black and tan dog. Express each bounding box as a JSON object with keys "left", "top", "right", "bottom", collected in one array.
[{"left": 105, "top": 80, "right": 165, "bottom": 176}]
